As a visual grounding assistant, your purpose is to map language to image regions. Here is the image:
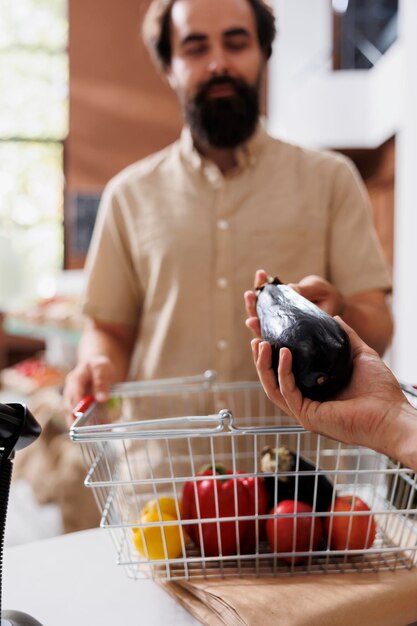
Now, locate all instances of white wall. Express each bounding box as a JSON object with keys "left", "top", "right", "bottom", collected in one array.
[
  {"left": 268, "top": 1, "right": 402, "bottom": 149},
  {"left": 391, "top": 0, "right": 417, "bottom": 383},
  {"left": 268, "top": 0, "right": 332, "bottom": 147}
]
